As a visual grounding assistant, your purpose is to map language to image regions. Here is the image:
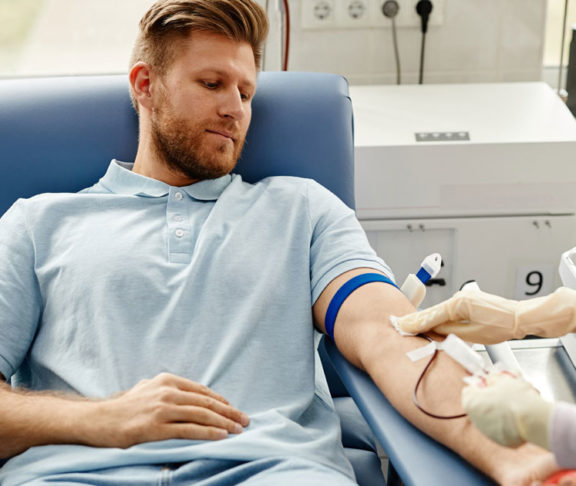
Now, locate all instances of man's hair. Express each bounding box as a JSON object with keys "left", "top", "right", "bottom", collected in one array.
[{"left": 129, "top": 0, "right": 269, "bottom": 110}]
